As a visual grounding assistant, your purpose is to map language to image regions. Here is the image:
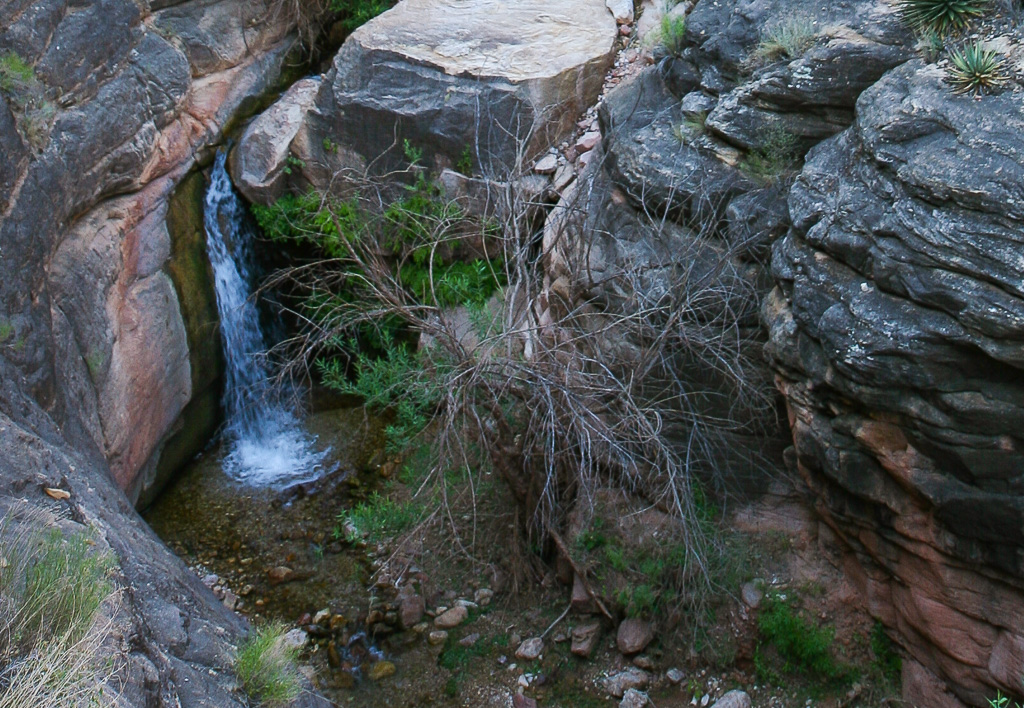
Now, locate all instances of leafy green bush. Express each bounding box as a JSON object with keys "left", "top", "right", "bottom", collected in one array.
[
  {"left": 235, "top": 623, "right": 302, "bottom": 707},
  {"left": 947, "top": 41, "right": 1006, "bottom": 94},
  {"left": 336, "top": 492, "right": 426, "bottom": 543},
  {"left": 898, "top": 0, "right": 989, "bottom": 35}
]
